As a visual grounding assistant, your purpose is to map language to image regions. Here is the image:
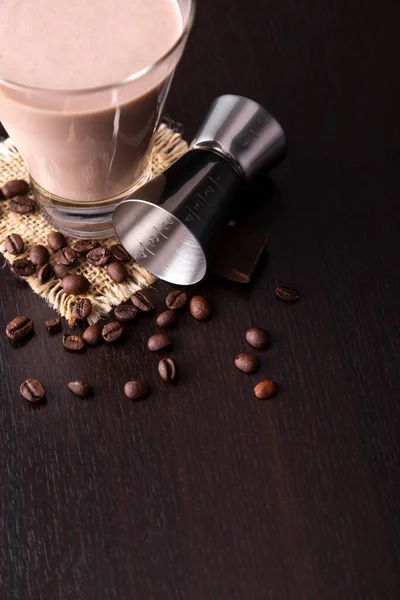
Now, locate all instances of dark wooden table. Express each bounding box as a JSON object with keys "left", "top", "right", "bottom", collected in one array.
[{"left": 1, "top": 0, "right": 400, "bottom": 598}]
